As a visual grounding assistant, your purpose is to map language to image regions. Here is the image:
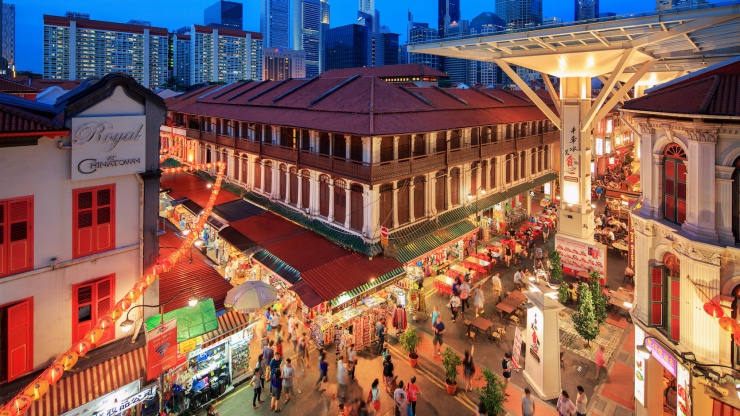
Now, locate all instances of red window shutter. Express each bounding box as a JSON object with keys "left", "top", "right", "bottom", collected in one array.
[
  {"left": 73, "top": 186, "right": 115, "bottom": 258},
  {"left": 8, "top": 199, "right": 33, "bottom": 275},
  {"left": 670, "top": 278, "right": 681, "bottom": 342},
  {"left": 94, "top": 187, "right": 115, "bottom": 253},
  {"left": 73, "top": 283, "right": 94, "bottom": 343},
  {"left": 96, "top": 276, "right": 115, "bottom": 344},
  {"left": 649, "top": 266, "right": 665, "bottom": 326},
  {"left": 665, "top": 160, "right": 675, "bottom": 178},
  {"left": 665, "top": 196, "right": 675, "bottom": 221},
  {"left": 7, "top": 299, "right": 33, "bottom": 382},
  {"left": 74, "top": 190, "right": 94, "bottom": 258},
  {"left": 0, "top": 202, "right": 6, "bottom": 277}
]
